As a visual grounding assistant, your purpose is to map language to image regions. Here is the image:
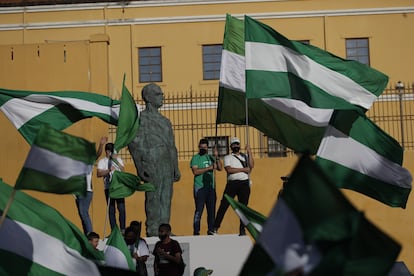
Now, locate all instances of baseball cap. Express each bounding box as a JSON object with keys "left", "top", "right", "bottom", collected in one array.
[
  {"left": 194, "top": 267, "right": 213, "bottom": 276},
  {"left": 230, "top": 137, "right": 240, "bottom": 145}
]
